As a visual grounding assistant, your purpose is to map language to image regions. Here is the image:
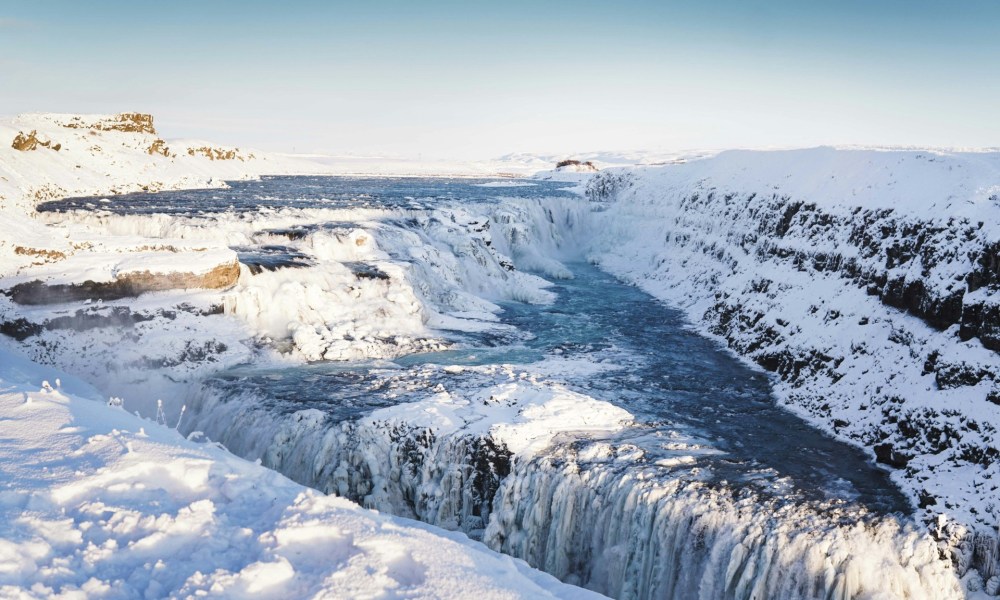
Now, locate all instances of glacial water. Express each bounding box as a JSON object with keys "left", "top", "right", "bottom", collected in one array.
[
  {"left": 404, "top": 262, "right": 910, "bottom": 511},
  {"left": 38, "top": 175, "right": 576, "bottom": 214},
  {"left": 47, "top": 177, "right": 961, "bottom": 599}
]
